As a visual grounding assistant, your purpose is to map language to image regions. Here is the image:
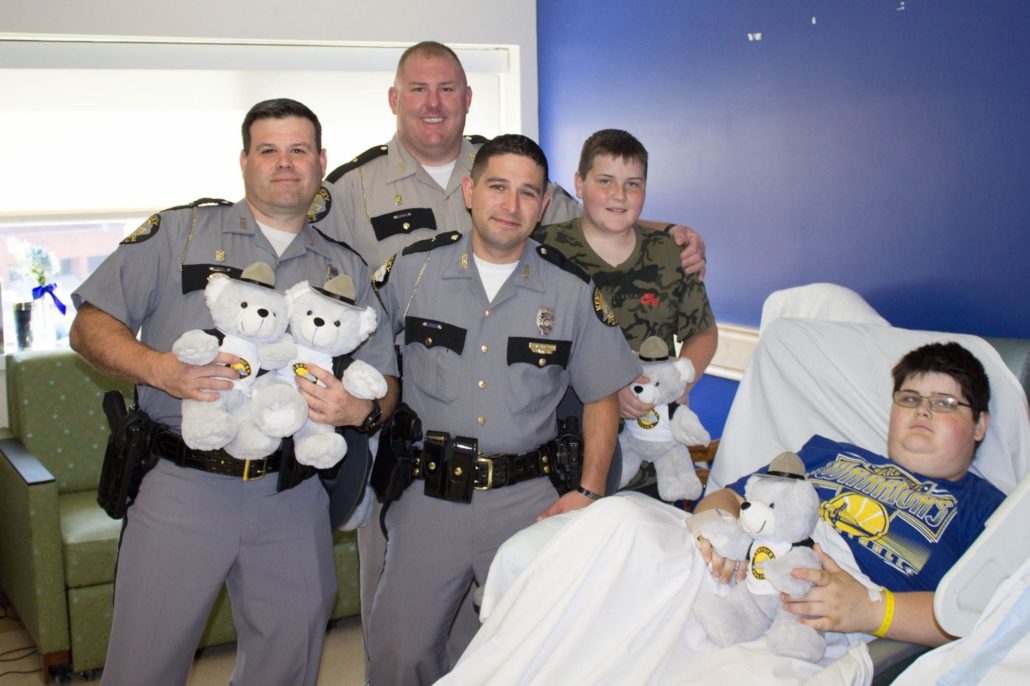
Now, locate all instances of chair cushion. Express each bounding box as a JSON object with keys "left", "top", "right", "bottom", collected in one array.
[{"left": 60, "top": 491, "right": 121, "bottom": 588}]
